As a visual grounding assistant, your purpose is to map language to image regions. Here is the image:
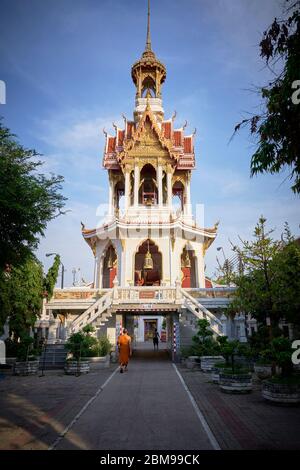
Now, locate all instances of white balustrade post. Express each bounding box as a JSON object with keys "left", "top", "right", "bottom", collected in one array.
[
  {"left": 239, "top": 313, "right": 247, "bottom": 342},
  {"left": 112, "top": 276, "right": 119, "bottom": 304},
  {"left": 220, "top": 313, "right": 227, "bottom": 337},
  {"left": 175, "top": 278, "right": 182, "bottom": 303}
]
